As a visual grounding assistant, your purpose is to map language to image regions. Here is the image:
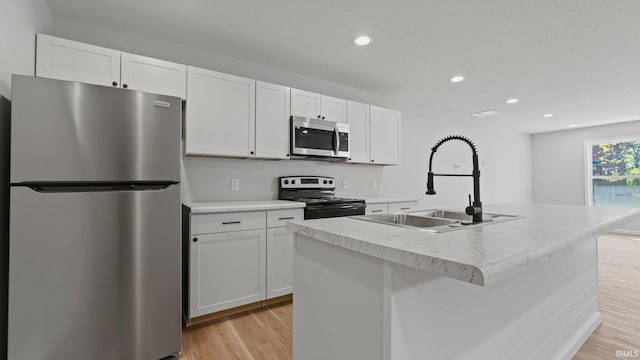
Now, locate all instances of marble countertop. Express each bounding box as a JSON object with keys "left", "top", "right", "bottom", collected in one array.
[
  {"left": 185, "top": 200, "right": 305, "bottom": 214},
  {"left": 286, "top": 203, "right": 640, "bottom": 287},
  {"left": 358, "top": 196, "right": 421, "bottom": 204}
]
